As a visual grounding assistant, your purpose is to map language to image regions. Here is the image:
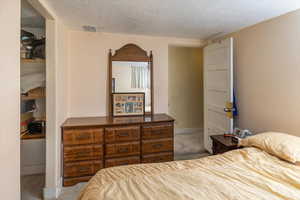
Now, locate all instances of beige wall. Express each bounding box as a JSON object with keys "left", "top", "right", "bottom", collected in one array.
[
  {"left": 168, "top": 47, "right": 203, "bottom": 129},
  {"left": 217, "top": 10, "right": 300, "bottom": 135},
  {"left": 0, "top": 0, "right": 20, "bottom": 199},
  {"left": 68, "top": 31, "right": 202, "bottom": 117},
  {"left": 55, "top": 21, "right": 70, "bottom": 192},
  {"left": 45, "top": 19, "right": 69, "bottom": 198}
]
